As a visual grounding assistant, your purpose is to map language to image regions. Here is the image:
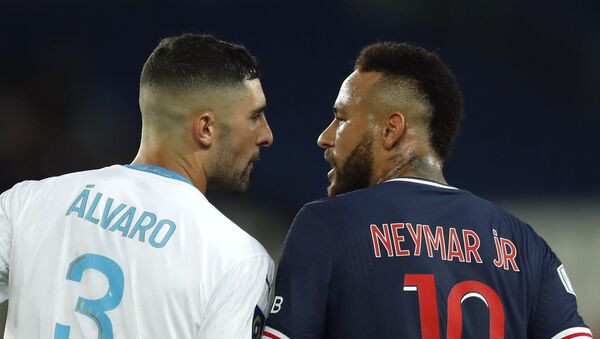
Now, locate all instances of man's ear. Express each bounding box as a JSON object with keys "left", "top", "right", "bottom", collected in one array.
[
  {"left": 382, "top": 112, "right": 406, "bottom": 150},
  {"left": 193, "top": 112, "right": 215, "bottom": 147}
]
